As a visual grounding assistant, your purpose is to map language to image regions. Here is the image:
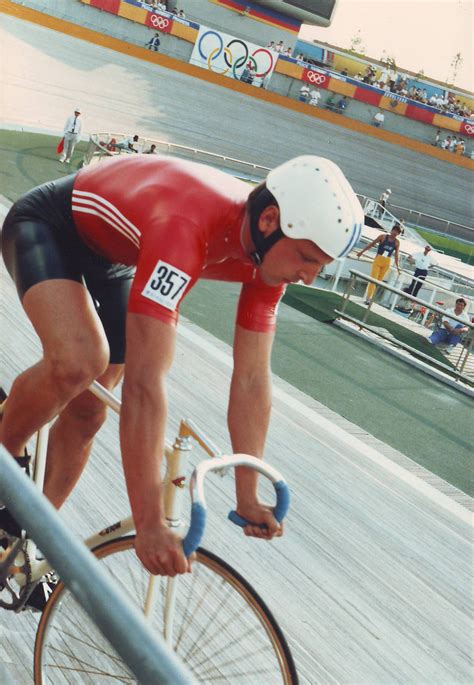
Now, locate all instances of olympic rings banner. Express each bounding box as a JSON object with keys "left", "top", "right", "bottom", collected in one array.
[
  {"left": 302, "top": 68, "right": 330, "bottom": 89},
  {"left": 190, "top": 26, "right": 278, "bottom": 87},
  {"left": 145, "top": 11, "right": 172, "bottom": 33}
]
